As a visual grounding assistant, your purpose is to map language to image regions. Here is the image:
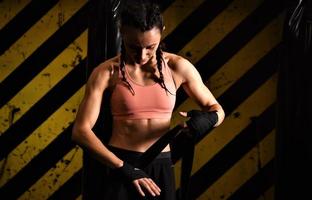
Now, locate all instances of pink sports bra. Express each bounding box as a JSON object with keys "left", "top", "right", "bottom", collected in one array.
[{"left": 110, "top": 61, "right": 176, "bottom": 120}]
